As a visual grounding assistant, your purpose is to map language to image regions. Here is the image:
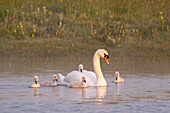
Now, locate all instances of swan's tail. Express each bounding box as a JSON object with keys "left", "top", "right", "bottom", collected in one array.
[{"left": 57, "top": 73, "right": 67, "bottom": 85}]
